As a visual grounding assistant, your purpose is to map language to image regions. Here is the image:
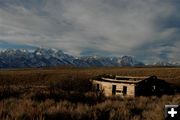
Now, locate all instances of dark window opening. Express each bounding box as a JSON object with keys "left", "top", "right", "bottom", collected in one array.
[
  {"left": 112, "top": 85, "right": 116, "bottom": 95},
  {"left": 123, "top": 86, "right": 127, "bottom": 95},
  {"left": 96, "top": 84, "right": 100, "bottom": 91}
]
